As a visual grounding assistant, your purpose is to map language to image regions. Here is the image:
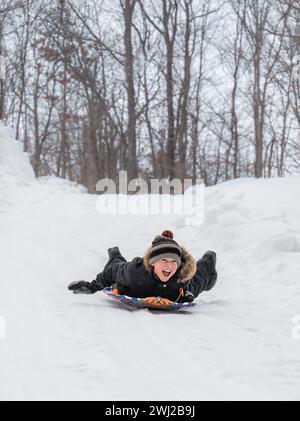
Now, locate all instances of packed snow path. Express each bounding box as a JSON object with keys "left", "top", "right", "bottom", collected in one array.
[
  {"left": 1, "top": 177, "right": 300, "bottom": 400},
  {"left": 1, "top": 129, "right": 300, "bottom": 400}
]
